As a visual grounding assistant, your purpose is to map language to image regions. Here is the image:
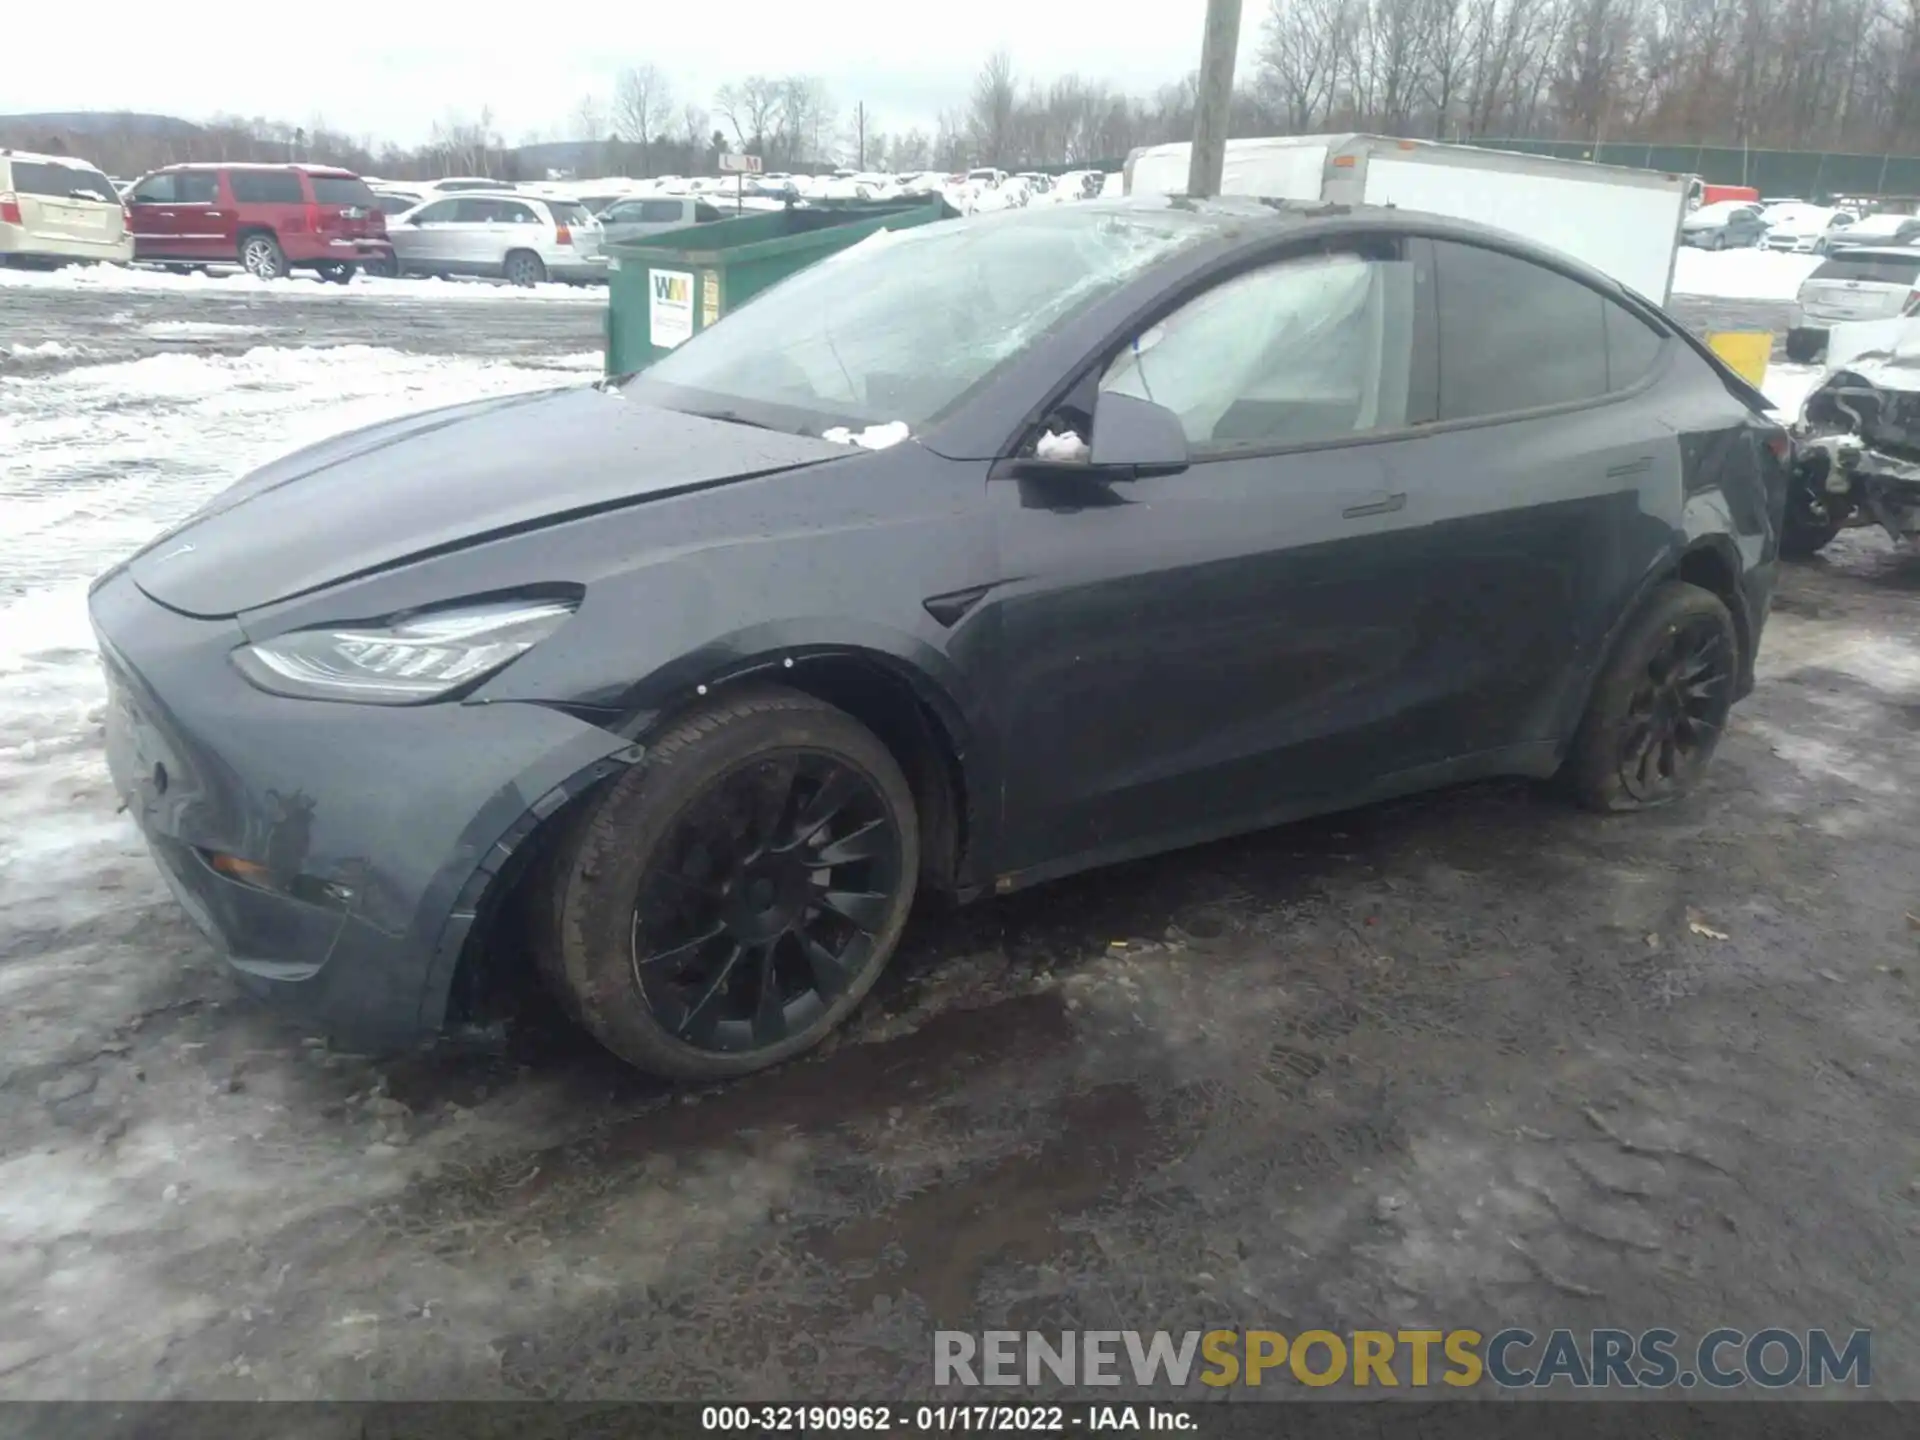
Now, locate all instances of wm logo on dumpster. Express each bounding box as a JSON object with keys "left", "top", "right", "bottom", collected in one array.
[{"left": 652, "top": 274, "right": 691, "bottom": 303}]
